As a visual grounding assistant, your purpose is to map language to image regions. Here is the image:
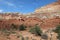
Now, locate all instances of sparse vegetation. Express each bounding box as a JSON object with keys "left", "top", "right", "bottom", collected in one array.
[
  {"left": 53, "top": 25, "right": 60, "bottom": 40},
  {"left": 0, "top": 27, "right": 17, "bottom": 37},
  {"left": 1, "top": 29, "right": 11, "bottom": 36},
  {"left": 29, "top": 25, "right": 42, "bottom": 36},
  {"left": 11, "top": 24, "right": 17, "bottom": 30},
  {"left": 19, "top": 24, "right": 27, "bottom": 31}
]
